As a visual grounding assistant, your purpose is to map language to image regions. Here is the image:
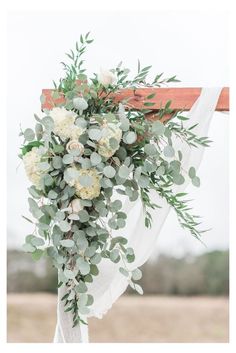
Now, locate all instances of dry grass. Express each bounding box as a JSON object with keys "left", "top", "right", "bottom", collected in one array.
[{"left": 7, "top": 293, "right": 229, "bottom": 343}]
